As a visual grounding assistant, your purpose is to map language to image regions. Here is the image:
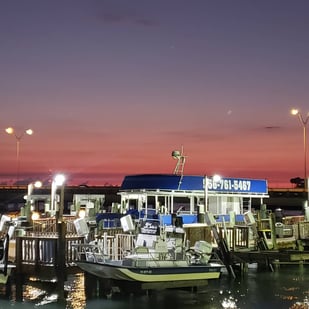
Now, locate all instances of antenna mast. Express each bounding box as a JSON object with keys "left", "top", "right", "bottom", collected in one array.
[{"left": 172, "top": 146, "right": 187, "bottom": 176}]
